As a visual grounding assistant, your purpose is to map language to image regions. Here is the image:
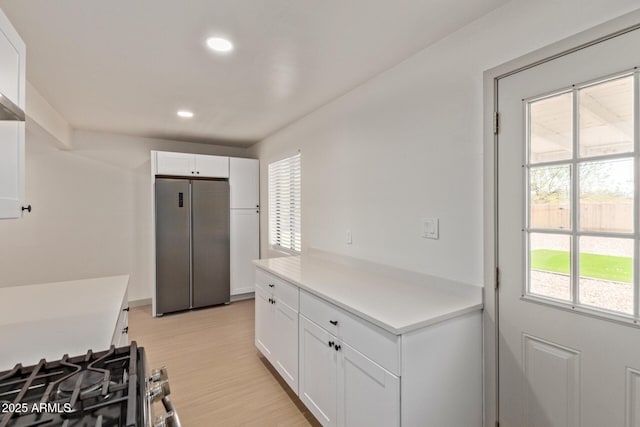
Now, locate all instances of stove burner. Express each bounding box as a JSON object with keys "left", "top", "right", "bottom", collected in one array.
[
  {"left": 57, "top": 370, "right": 111, "bottom": 399},
  {"left": 0, "top": 343, "right": 145, "bottom": 427}
]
